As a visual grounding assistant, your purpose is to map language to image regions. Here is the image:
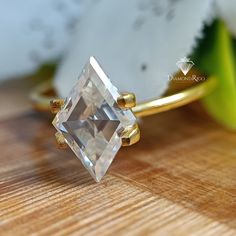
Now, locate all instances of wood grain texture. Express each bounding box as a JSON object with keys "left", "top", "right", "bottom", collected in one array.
[{"left": 0, "top": 106, "right": 236, "bottom": 236}]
